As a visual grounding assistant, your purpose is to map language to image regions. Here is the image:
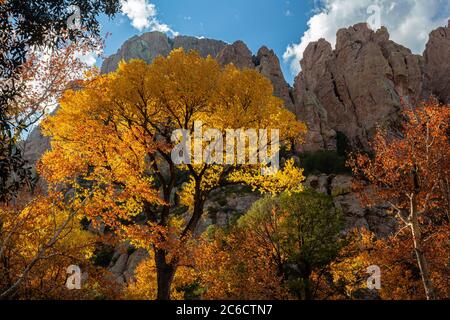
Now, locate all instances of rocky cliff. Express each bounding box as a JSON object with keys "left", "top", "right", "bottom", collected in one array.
[
  {"left": 101, "top": 33, "right": 227, "bottom": 74},
  {"left": 101, "top": 33, "right": 294, "bottom": 109},
  {"left": 27, "top": 22, "right": 449, "bottom": 158},
  {"left": 294, "top": 21, "right": 450, "bottom": 151},
  {"left": 423, "top": 20, "right": 450, "bottom": 104},
  {"left": 25, "top": 32, "right": 297, "bottom": 163}
]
